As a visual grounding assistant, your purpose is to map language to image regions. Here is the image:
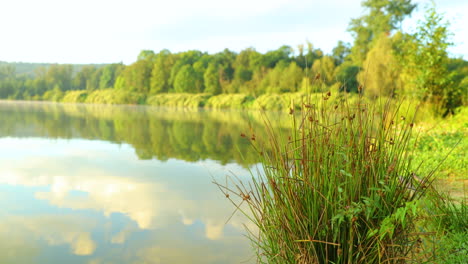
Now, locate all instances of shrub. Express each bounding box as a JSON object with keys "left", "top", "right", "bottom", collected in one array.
[
  {"left": 61, "top": 90, "right": 88, "bottom": 103},
  {"left": 146, "top": 93, "right": 210, "bottom": 109},
  {"left": 85, "top": 89, "right": 145, "bottom": 105},
  {"left": 219, "top": 92, "right": 435, "bottom": 263},
  {"left": 205, "top": 94, "right": 254, "bottom": 109}
]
